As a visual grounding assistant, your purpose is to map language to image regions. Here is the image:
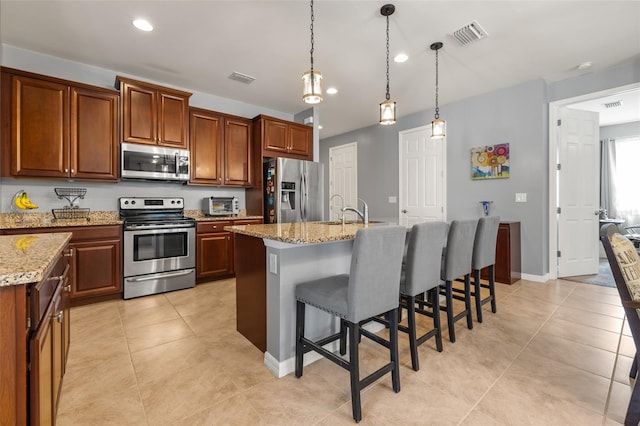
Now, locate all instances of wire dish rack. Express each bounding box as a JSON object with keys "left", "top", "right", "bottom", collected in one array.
[{"left": 52, "top": 188, "right": 90, "bottom": 221}]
